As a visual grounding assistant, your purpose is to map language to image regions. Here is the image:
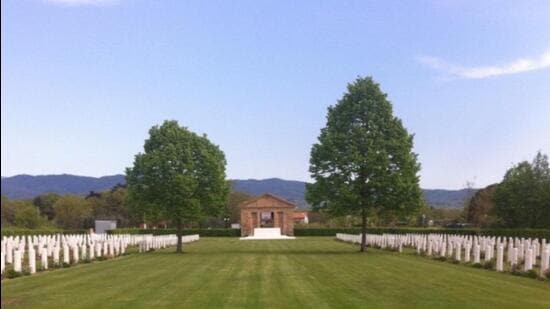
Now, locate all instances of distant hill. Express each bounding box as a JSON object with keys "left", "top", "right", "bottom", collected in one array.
[
  {"left": 1, "top": 174, "right": 476, "bottom": 209},
  {"left": 1, "top": 174, "right": 126, "bottom": 199},
  {"left": 231, "top": 178, "right": 308, "bottom": 208},
  {"left": 422, "top": 188, "right": 477, "bottom": 209}
]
